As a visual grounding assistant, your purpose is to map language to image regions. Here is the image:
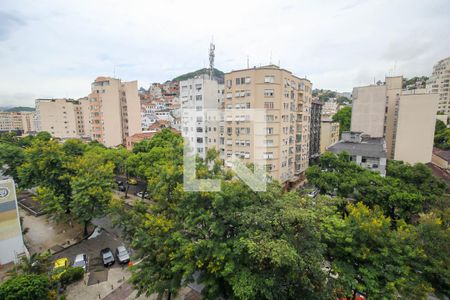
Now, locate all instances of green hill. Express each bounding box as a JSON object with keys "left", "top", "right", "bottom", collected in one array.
[
  {"left": 4, "top": 106, "right": 35, "bottom": 112},
  {"left": 172, "top": 68, "right": 224, "bottom": 82}
]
